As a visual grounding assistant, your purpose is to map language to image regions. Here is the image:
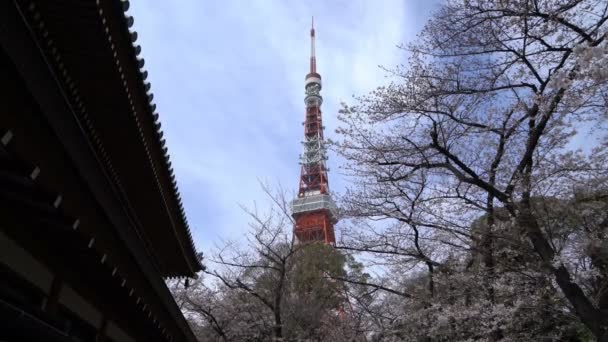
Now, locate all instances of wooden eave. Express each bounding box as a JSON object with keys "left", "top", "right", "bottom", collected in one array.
[
  {"left": 13, "top": 0, "right": 202, "bottom": 278},
  {"left": 0, "top": 1, "right": 201, "bottom": 341},
  {"left": 0, "top": 49, "right": 196, "bottom": 342}
]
